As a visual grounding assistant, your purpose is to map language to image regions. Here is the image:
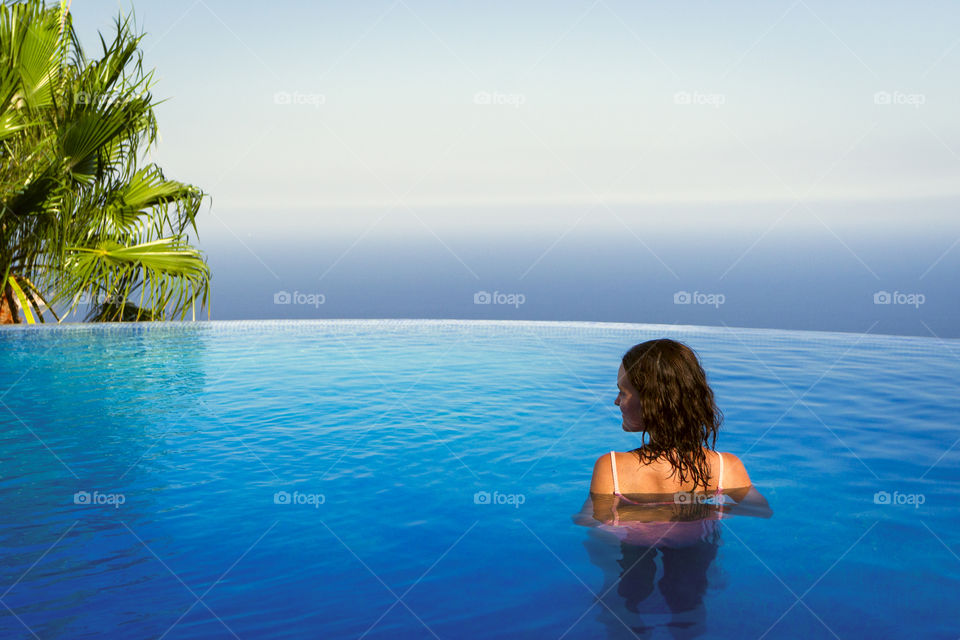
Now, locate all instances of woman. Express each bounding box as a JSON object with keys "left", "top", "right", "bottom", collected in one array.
[
  {"left": 582, "top": 338, "right": 770, "bottom": 547},
  {"left": 575, "top": 339, "right": 770, "bottom": 630},
  {"left": 591, "top": 338, "right": 750, "bottom": 496}
]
